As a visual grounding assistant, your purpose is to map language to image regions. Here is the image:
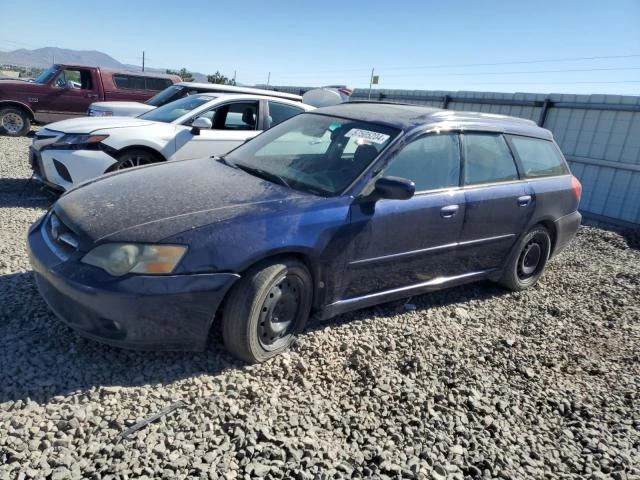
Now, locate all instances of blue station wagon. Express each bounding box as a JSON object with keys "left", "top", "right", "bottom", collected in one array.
[{"left": 28, "top": 103, "right": 582, "bottom": 362}]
